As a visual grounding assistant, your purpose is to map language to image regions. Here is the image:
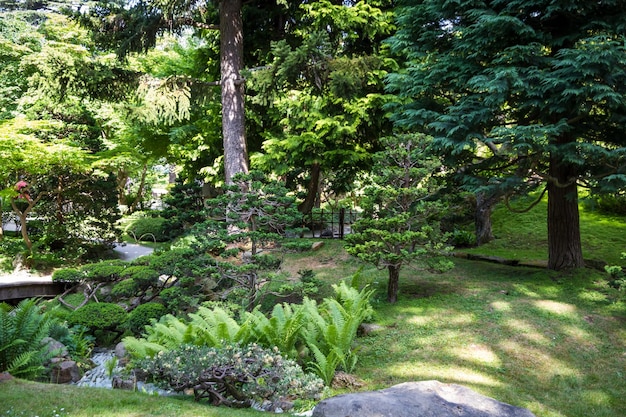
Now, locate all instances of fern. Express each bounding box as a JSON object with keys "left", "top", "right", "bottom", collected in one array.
[
  {"left": 0, "top": 299, "right": 55, "bottom": 380},
  {"left": 188, "top": 306, "right": 247, "bottom": 347},
  {"left": 122, "top": 336, "right": 167, "bottom": 359},
  {"left": 245, "top": 303, "right": 307, "bottom": 359},
  {"left": 302, "top": 282, "right": 375, "bottom": 381},
  {"left": 306, "top": 343, "right": 342, "bottom": 386}
]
